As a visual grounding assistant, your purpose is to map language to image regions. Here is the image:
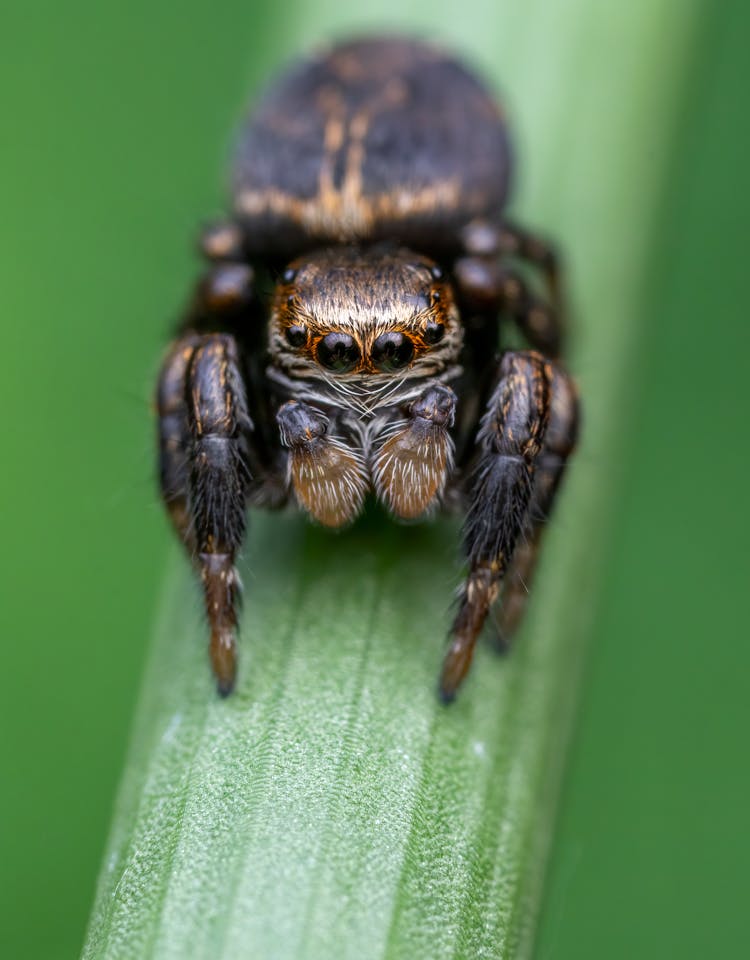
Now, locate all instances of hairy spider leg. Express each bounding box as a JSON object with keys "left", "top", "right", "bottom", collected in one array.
[
  {"left": 156, "top": 233, "right": 264, "bottom": 696},
  {"left": 440, "top": 350, "right": 551, "bottom": 702},
  {"left": 187, "top": 335, "right": 253, "bottom": 695},
  {"left": 158, "top": 333, "right": 253, "bottom": 696}
]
